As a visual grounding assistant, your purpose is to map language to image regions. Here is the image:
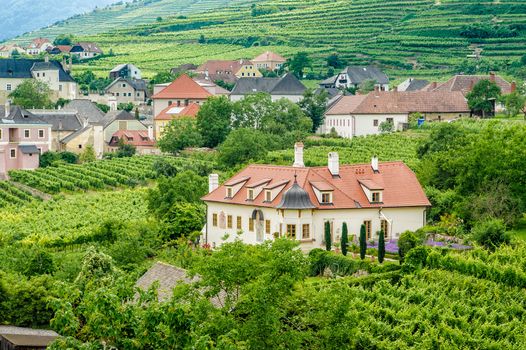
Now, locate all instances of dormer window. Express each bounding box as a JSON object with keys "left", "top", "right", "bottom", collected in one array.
[
  {"left": 265, "top": 190, "right": 271, "bottom": 202},
  {"left": 321, "top": 192, "right": 332, "bottom": 204},
  {"left": 372, "top": 192, "right": 382, "bottom": 203},
  {"left": 247, "top": 189, "right": 254, "bottom": 200},
  {"left": 226, "top": 187, "right": 233, "bottom": 198}
]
